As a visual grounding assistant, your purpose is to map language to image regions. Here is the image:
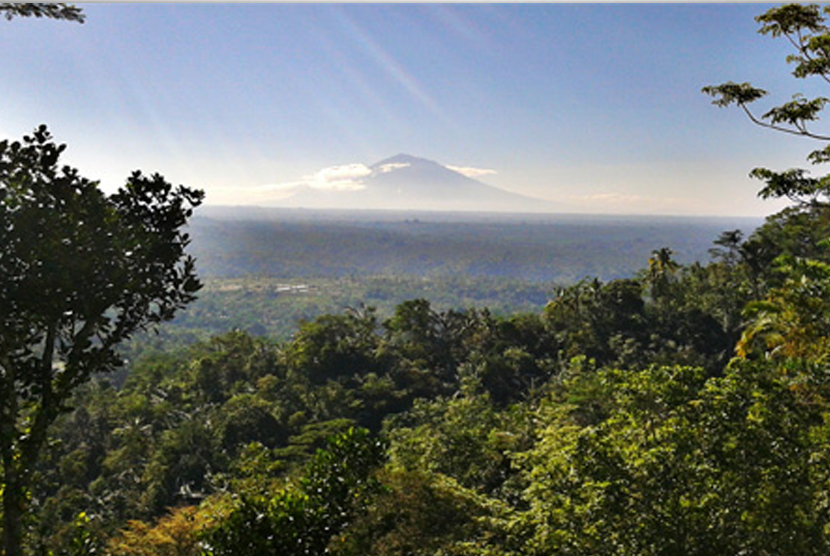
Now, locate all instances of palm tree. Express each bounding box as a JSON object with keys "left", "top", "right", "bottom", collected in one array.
[{"left": 646, "top": 247, "right": 679, "bottom": 303}]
